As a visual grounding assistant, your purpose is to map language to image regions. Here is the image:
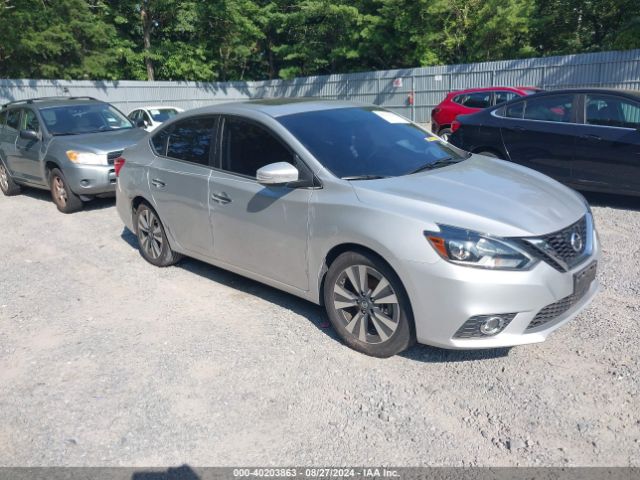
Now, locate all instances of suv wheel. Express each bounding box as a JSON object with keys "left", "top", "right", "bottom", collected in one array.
[
  {"left": 323, "top": 251, "right": 415, "bottom": 357},
  {"left": 135, "top": 203, "right": 182, "bottom": 267},
  {"left": 0, "top": 162, "right": 22, "bottom": 196},
  {"left": 50, "top": 168, "right": 83, "bottom": 213}
]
